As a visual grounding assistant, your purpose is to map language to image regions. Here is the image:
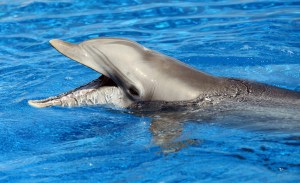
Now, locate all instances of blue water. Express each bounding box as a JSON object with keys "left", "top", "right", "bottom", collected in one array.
[{"left": 0, "top": 0, "right": 300, "bottom": 182}]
